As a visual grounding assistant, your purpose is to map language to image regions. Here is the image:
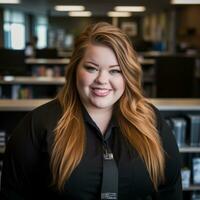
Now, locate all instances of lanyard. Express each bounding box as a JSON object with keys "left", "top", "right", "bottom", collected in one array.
[{"left": 101, "top": 141, "right": 118, "bottom": 200}]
